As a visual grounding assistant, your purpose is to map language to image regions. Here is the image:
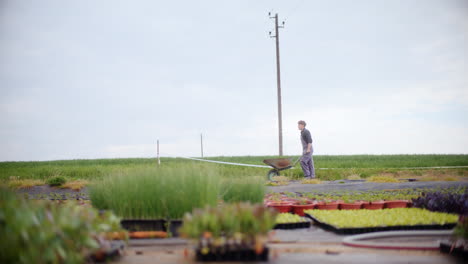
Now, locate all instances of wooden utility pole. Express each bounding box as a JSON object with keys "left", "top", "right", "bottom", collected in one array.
[
  {"left": 269, "top": 12, "right": 285, "bottom": 156},
  {"left": 200, "top": 134, "right": 204, "bottom": 158}
]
